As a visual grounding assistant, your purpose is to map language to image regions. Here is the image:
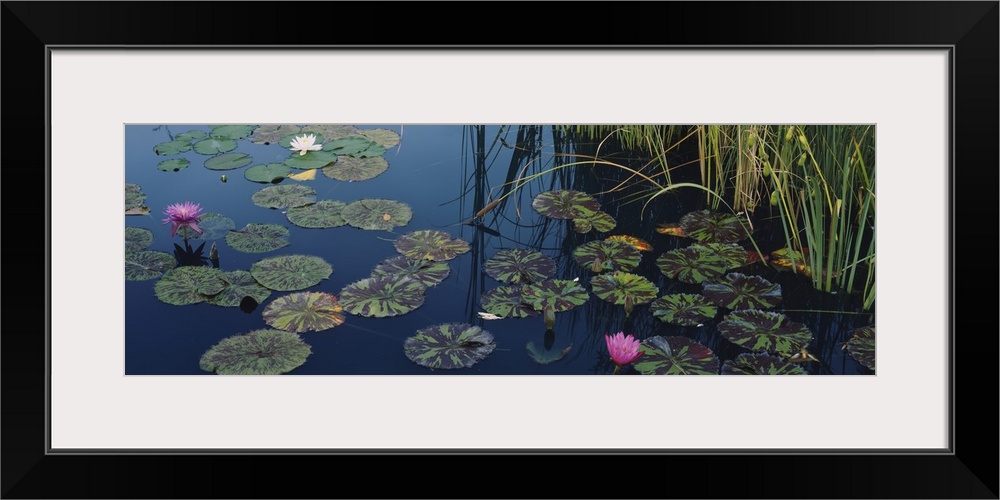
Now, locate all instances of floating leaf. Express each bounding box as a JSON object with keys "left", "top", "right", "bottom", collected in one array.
[
  {"left": 634, "top": 336, "right": 719, "bottom": 375},
  {"left": 572, "top": 239, "right": 642, "bottom": 273},
  {"left": 845, "top": 325, "right": 875, "bottom": 371},
  {"left": 527, "top": 342, "right": 572, "bottom": 365},
  {"left": 654, "top": 223, "right": 686, "bottom": 237},
  {"left": 153, "top": 266, "right": 227, "bottom": 305},
  {"left": 204, "top": 152, "right": 253, "bottom": 171},
  {"left": 521, "top": 279, "right": 590, "bottom": 313},
  {"left": 656, "top": 247, "right": 729, "bottom": 284},
  {"left": 572, "top": 209, "right": 617, "bottom": 234},
  {"left": 250, "top": 254, "right": 333, "bottom": 291},
  {"left": 403, "top": 323, "right": 495, "bottom": 370},
  {"left": 199, "top": 329, "right": 311, "bottom": 375},
  {"left": 244, "top": 163, "right": 293, "bottom": 183},
  {"left": 702, "top": 273, "right": 782, "bottom": 309},
  {"left": 174, "top": 129, "right": 207, "bottom": 142},
  {"left": 125, "top": 226, "right": 154, "bottom": 252},
  {"left": 679, "top": 210, "right": 749, "bottom": 243},
  {"left": 283, "top": 150, "right": 338, "bottom": 170},
  {"left": 480, "top": 285, "right": 539, "bottom": 319},
  {"left": 192, "top": 137, "right": 238, "bottom": 155},
  {"left": 721, "top": 352, "right": 808, "bottom": 375},
  {"left": 322, "top": 156, "right": 389, "bottom": 181},
  {"left": 286, "top": 200, "right": 347, "bottom": 228},
  {"left": 209, "top": 125, "right": 256, "bottom": 140},
  {"left": 371, "top": 255, "right": 450, "bottom": 288},
  {"left": 341, "top": 198, "right": 412, "bottom": 230},
  {"left": 203, "top": 270, "right": 272, "bottom": 308},
  {"left": 322, "top": 136, "right": 382, "bottom": 156},
  {"left": 695, "top": 242, "right": 751, "bottom": 269},
  {"left": 153, "top": 140, "right": 192, "bottom": 156},
  {"left": 125, "top": 183, "right": 146, "bottom": 212},
  {"left": 226, "top": 223, "right": 290, "bottom": 253},
  {"left": 357, "top": 127, "right": 401, "bottom": 148},
  {"left": 302, "top": 124, "right": 359, "bottom": 141},
  {"left": 125, "top": 205, "right": 150, "bottom": 216},
  {"left": 717, "top": 309, "right": 814, "bottom": 355},
  {"left": 484, "top": 249, "right": 556, "bottom": 284},
  {"left": 262, "top": 291, "right": 346, "bottom": 333},
  {"left": 339, "top": 276, "right": 426, "bottom": 318},
  {"left": 394, "top": 230, "right": 470, "bottom": 262},
  {"left": 649, "top": 293, "right": 718, "bottom": 326},
  {"left": 249, "top": 124, "right": 302, "bottom": 145},
  {"left": 251, "top": 184, "right": 317, "bottom": 209},
  {"left": 531, "top": 190, "right": 601, "bottom": 220},
  {"left": 287, "top": 169, "right": 317, "bottom": 181},
  {"left": 606, "top": 235, "right": 653, "bottom": 252},
  {"left": 157, "top": 158, "right": 190, "bottom": 172},
  {"left": 189, "top": 213, "right": 235, "bottom": 240},
  {"left": 590, "top": 272, "right": 658, "bottom": 315},
  {"left": 125, "top": 250, "right": 176, "bottom": 281}
]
